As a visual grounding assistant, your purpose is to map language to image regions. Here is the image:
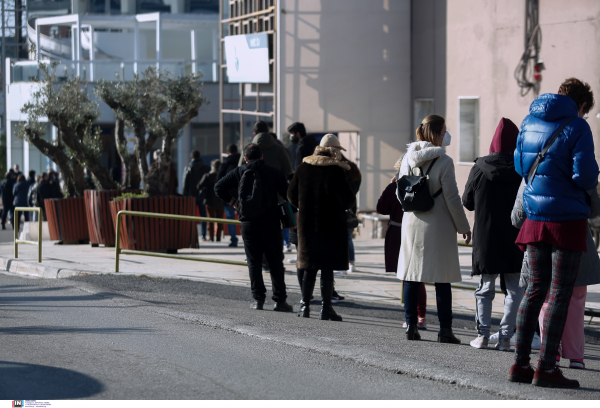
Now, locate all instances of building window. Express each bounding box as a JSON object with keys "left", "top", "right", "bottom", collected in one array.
[
  {"left": 414, "top": 98, "right": 434, "bottom": 138},
  {"left": 458, "top": 97, "right": 479, "bottom": 163}
]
